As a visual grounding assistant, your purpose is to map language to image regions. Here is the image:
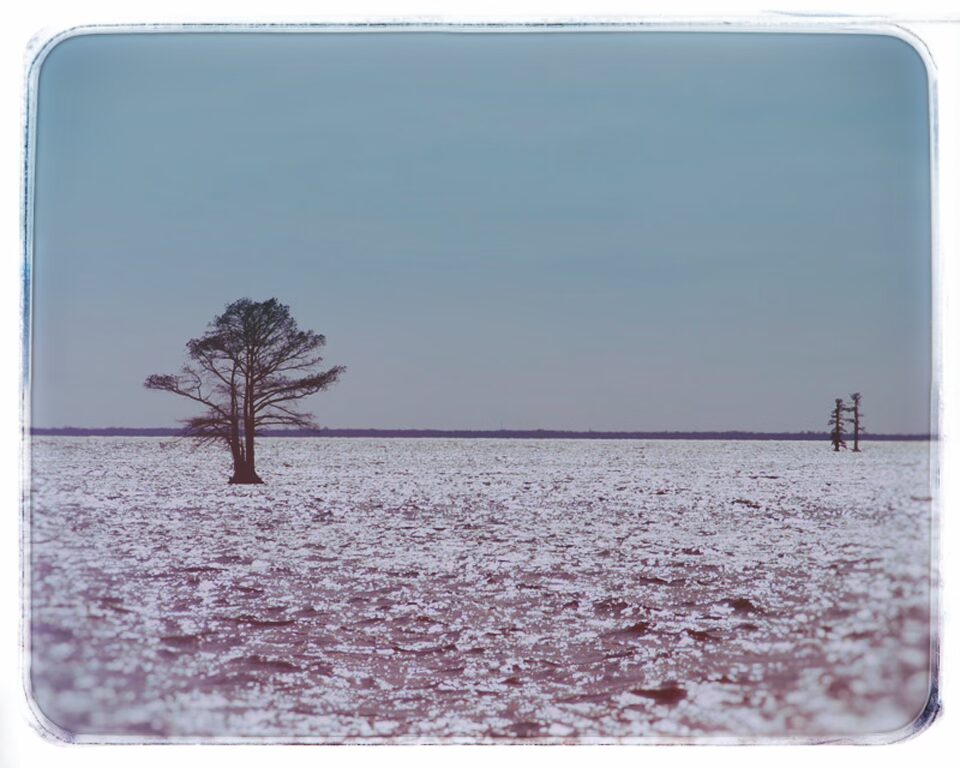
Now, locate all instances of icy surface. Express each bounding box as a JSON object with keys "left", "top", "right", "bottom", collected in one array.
[{"left": 29, "top": 438, "right": 933, "bottom": 741}]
